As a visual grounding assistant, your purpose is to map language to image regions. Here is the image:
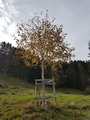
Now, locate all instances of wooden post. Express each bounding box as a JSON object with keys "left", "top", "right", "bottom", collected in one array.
[
  {"left": 35, "top": 80, "right": 38, "bottom": 106},
  {"left": 42, "top": 84, "right": 45, "bottom": 107},
  {"left": 53, "top": 81, "right": 56, "bottom": 105}
]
